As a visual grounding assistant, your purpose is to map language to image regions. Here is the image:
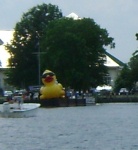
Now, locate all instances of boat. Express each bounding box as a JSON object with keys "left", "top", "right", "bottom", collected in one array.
[{"left": 0, "top": 102, "right": 40, "bottom": 118}]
